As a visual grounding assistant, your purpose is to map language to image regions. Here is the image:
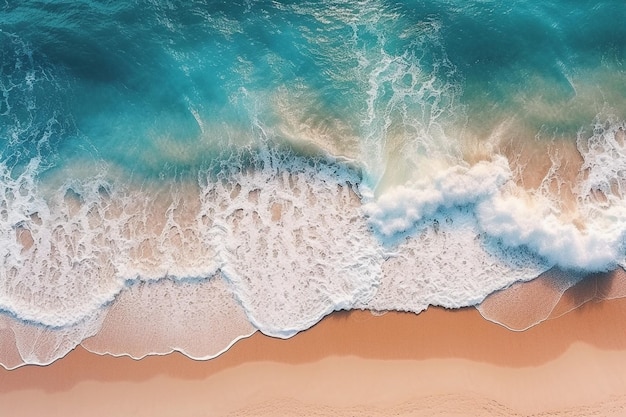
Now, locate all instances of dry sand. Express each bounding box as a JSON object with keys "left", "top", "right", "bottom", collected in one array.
[{"left": 1, "top": 279, "right": 626, "bottom": 416}]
